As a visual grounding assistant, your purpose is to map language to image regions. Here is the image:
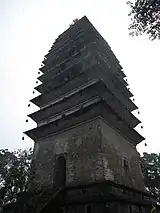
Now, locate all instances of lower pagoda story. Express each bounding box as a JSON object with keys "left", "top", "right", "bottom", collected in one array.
[
  {"left": 22, "top": 118, "right": 158, "bottom": 213},
  {"left": 10, "top": 16, "right": 159, "bottom": 213}
]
